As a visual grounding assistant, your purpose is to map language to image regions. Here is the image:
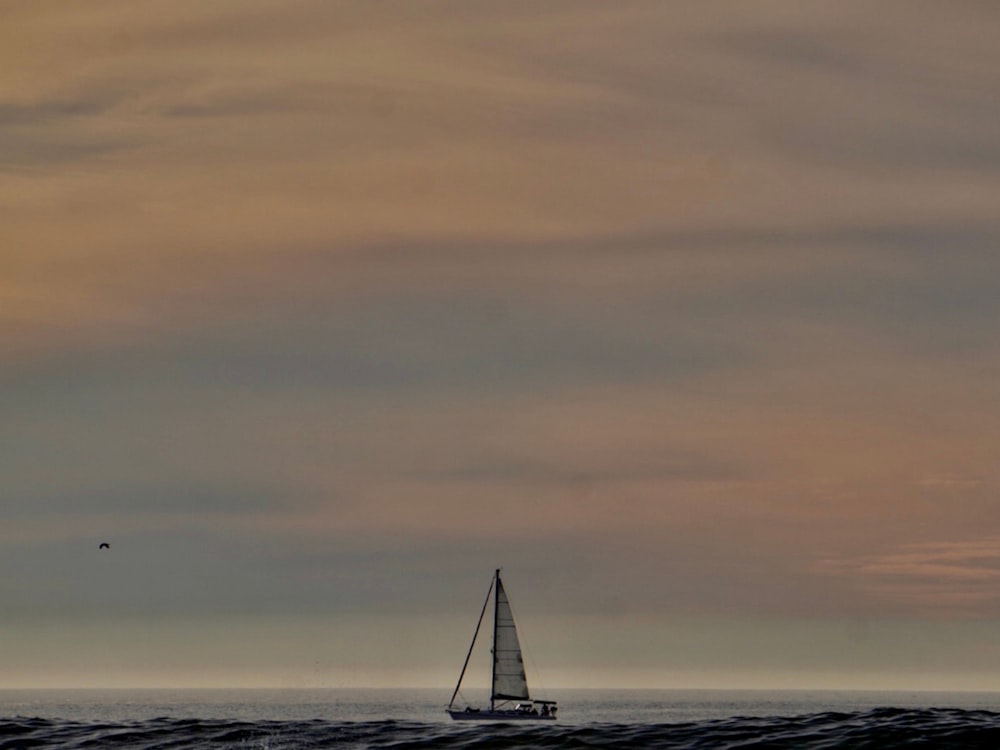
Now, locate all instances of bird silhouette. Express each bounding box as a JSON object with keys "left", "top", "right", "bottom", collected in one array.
[{"left": 99, "top": 542, "right": 110, "bottom": 549}]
